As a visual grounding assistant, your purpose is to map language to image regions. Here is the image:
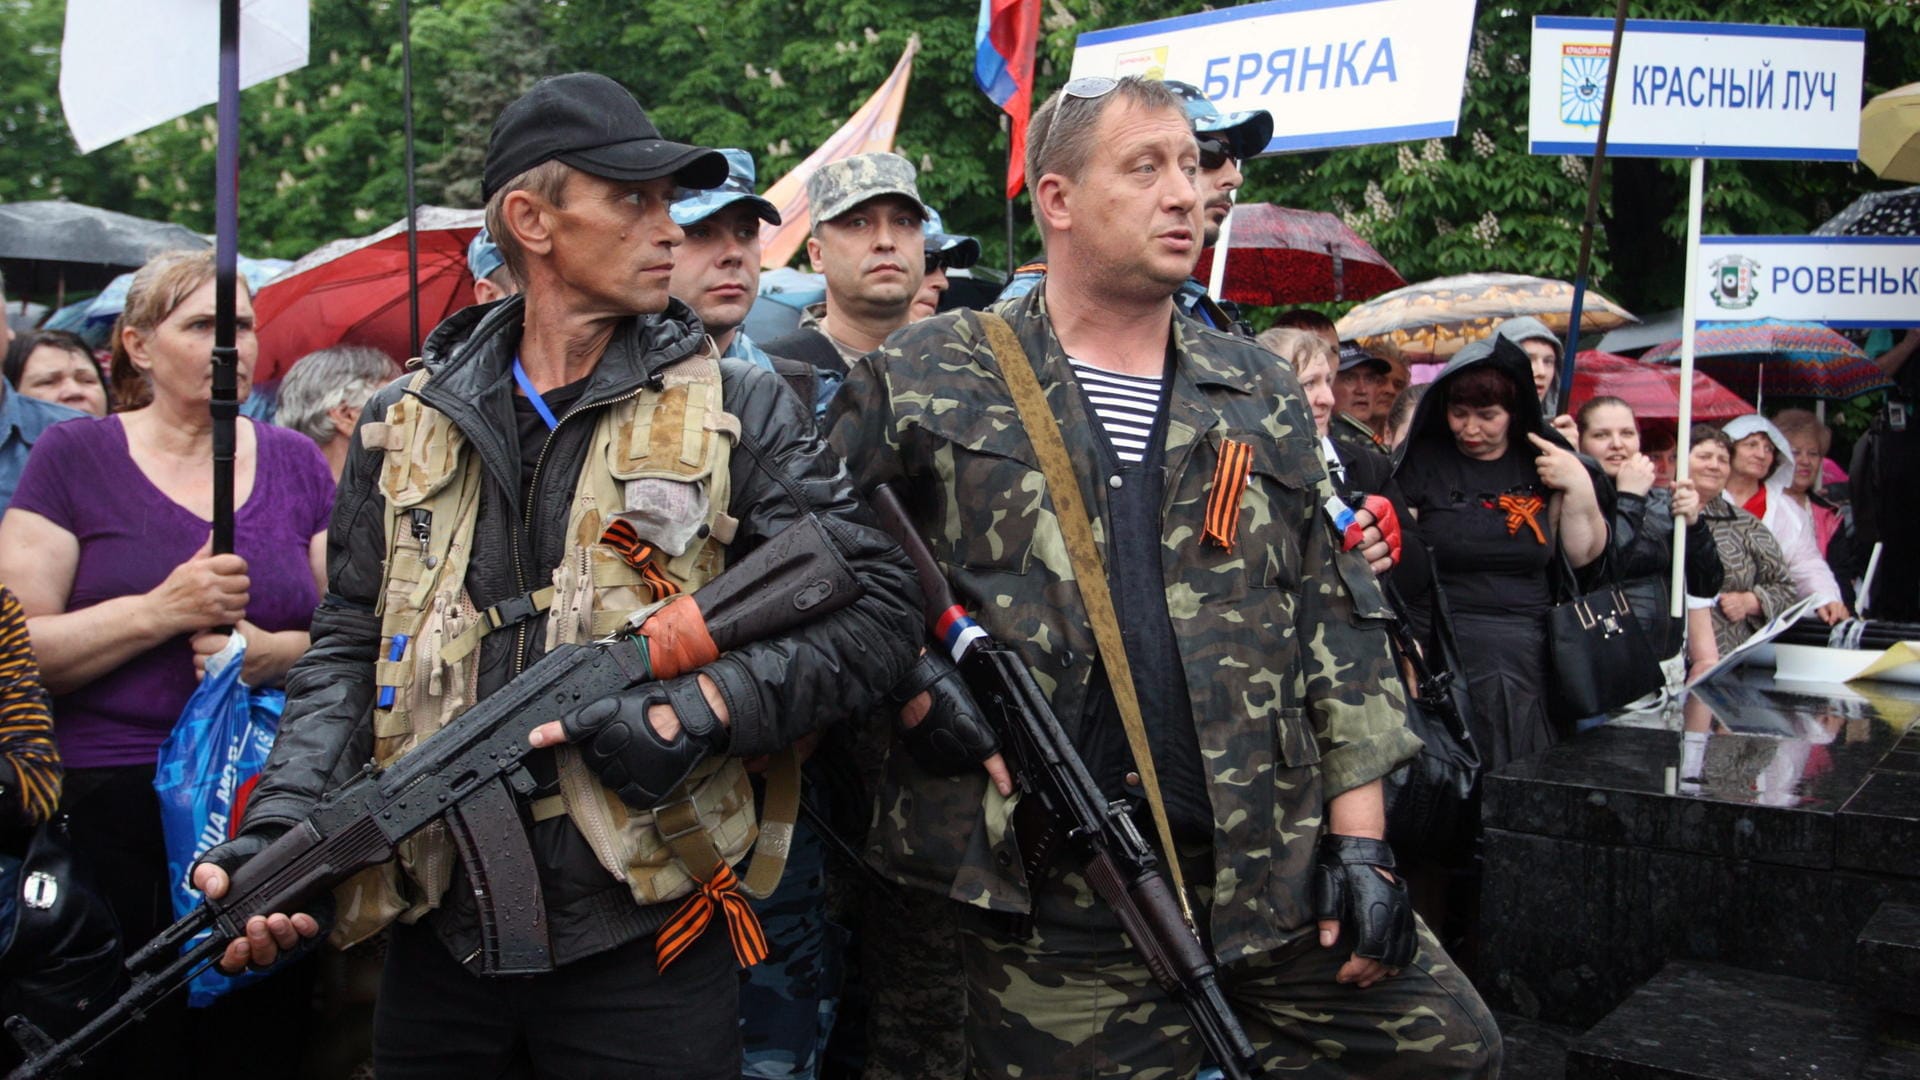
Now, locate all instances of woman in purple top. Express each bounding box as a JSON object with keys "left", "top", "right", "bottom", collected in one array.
[{"left": 0, "top": 251, "right": 332, "bottom": 1067}]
